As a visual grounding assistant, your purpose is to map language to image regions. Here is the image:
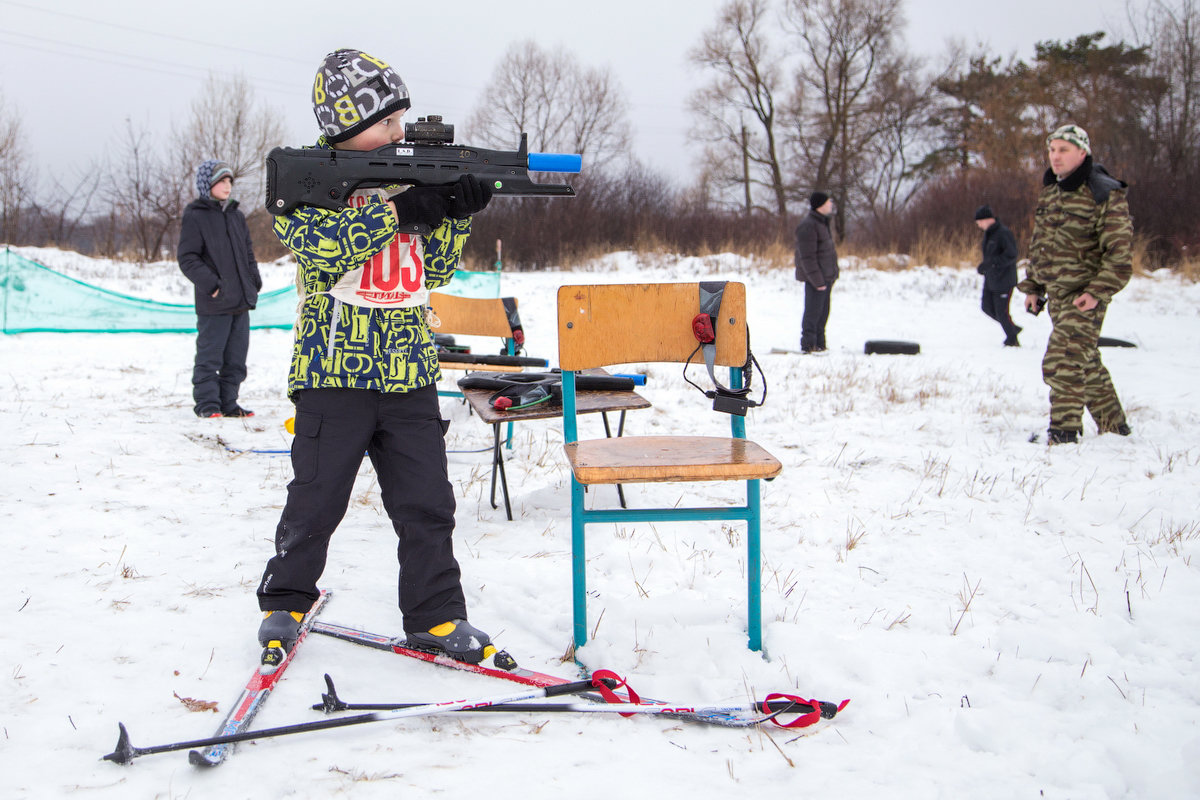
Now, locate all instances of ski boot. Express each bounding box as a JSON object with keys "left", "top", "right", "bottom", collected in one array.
[
  {"left": 258, "top": 610, "right": 305, "bottom": 672},
  {"left": 407, "top": 619, "right": 514, "bottom": 668}
]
